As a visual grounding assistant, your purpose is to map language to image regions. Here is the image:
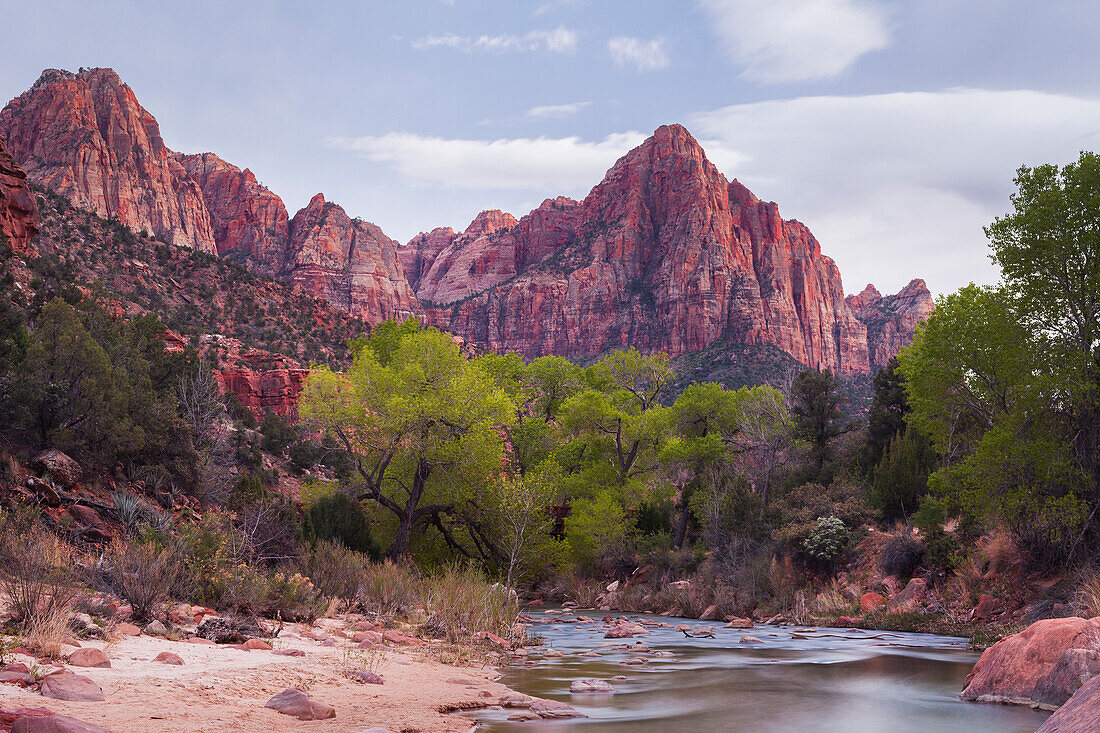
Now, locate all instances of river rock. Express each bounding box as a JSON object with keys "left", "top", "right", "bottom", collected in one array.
[
  {"left": 961, "top": 617, "right": 1100, "bottom": 709},
  {"left": 500, "top": 692, "right": 535, "bottom": 708},
  {"left": 264, "top": 688, "right": 336, "bottom": 720},
  {"left": 39, "top": 673, "right": 105, "bottom": 702},
  {"left": 153, "top": 652, "right": 184, "bottom": 665},
  {"left": 1036, "top": 673, "right": 1100, "bottom": 732},
  {"left": 529, "top": 699, "right": 586, "bottom": 719},
  {"left": 67, "top": 648, "right": 109, "bottom": 668},
  {"left": 724, "top": 618, "right": 755, "bottom": 629},
  {"left": 12, "top": 713, "right": 111, "bottom": 733},
  {"left": 570, "top": 679, "right": 613, "bottom": 693}
]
